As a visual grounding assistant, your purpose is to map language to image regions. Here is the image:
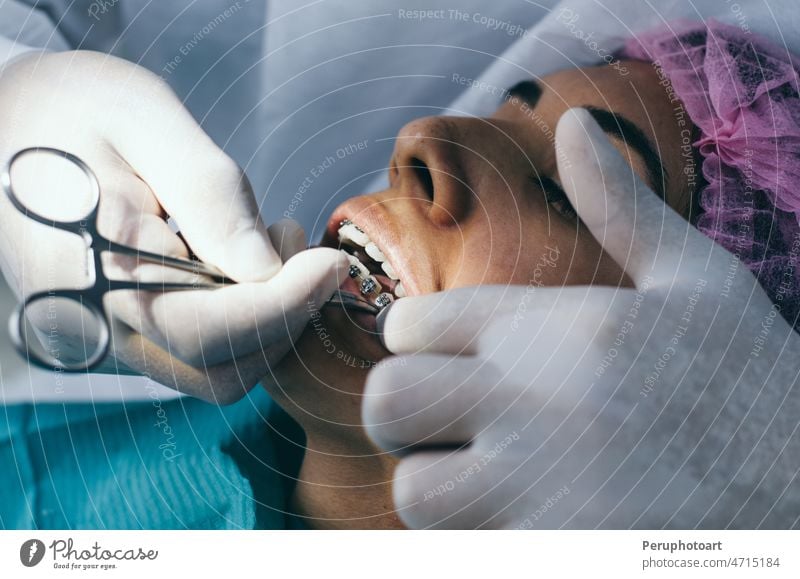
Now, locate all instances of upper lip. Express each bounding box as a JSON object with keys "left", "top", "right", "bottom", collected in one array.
[{"left": 323, "top": 198, "right": 418, "bottom": 296}]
